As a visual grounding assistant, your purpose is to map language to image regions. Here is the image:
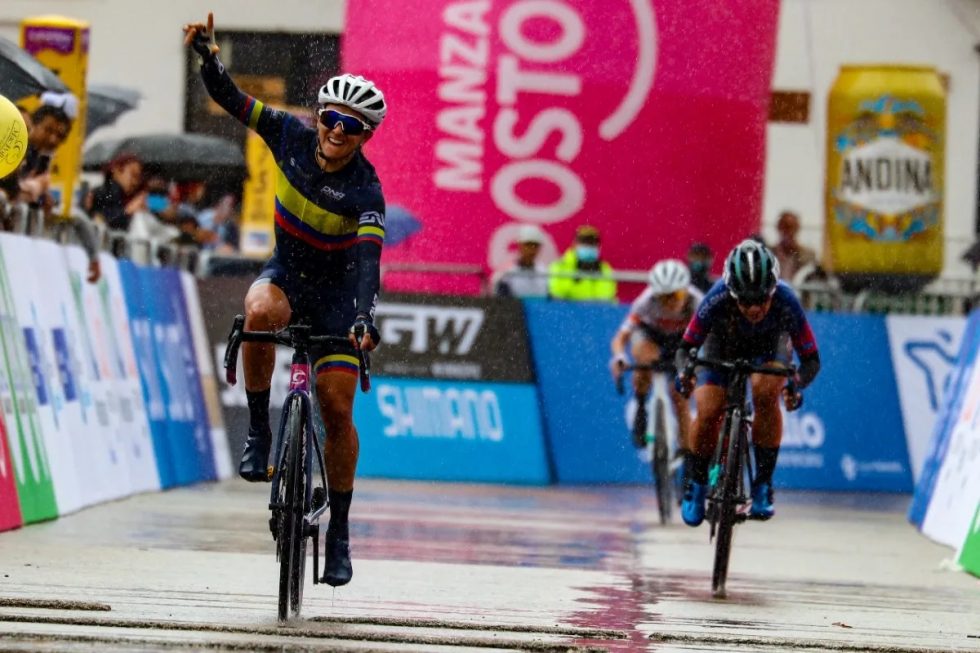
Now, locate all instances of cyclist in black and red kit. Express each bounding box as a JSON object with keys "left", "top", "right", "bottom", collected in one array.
[
  {"left": 676, "top": 240, "right": 821, "bottom": 526},
  {"left": 184, "top": 13, "right": 386, "bottom": 587}
]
